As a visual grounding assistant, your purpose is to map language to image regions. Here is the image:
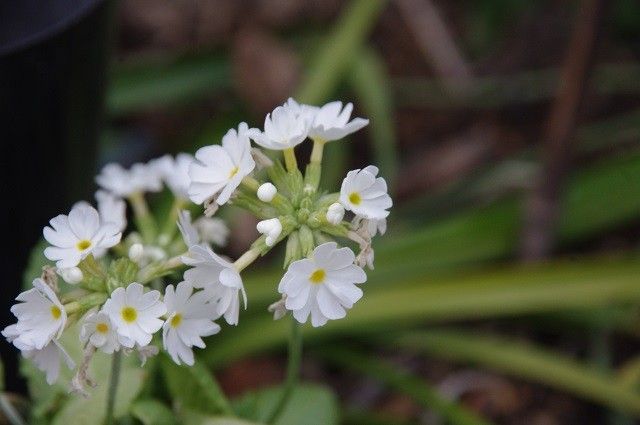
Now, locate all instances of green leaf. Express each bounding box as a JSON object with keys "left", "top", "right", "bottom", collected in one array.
[
  {"left": 181, "top": 411, "right": 260, "bottom": 425},
  {"left": 205, "top": 258, "right": 640, "bottom": 367},
  {"left": 319, "top": 348, "right": 492, "bottom": 425},
  {"left": 131, "top": 399, "right": 177, "bottom": 425},
  {"left": 233, "top": 383, "right": 339, "bottom": 425},
  {"left": 107, "top": 54, "right": 230, "bottom": 116},
  {"left": 394, "top": 330, "right": 640, "bottom": 416},
  {"left": 349, "top": 48, "right": 399, "bottom": 186},
  {"left": 296, "top": 0, "right": 387, "bottom": 104},
  {"left": 161, "top": 356, "right": 233, "bottom": 416}
]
